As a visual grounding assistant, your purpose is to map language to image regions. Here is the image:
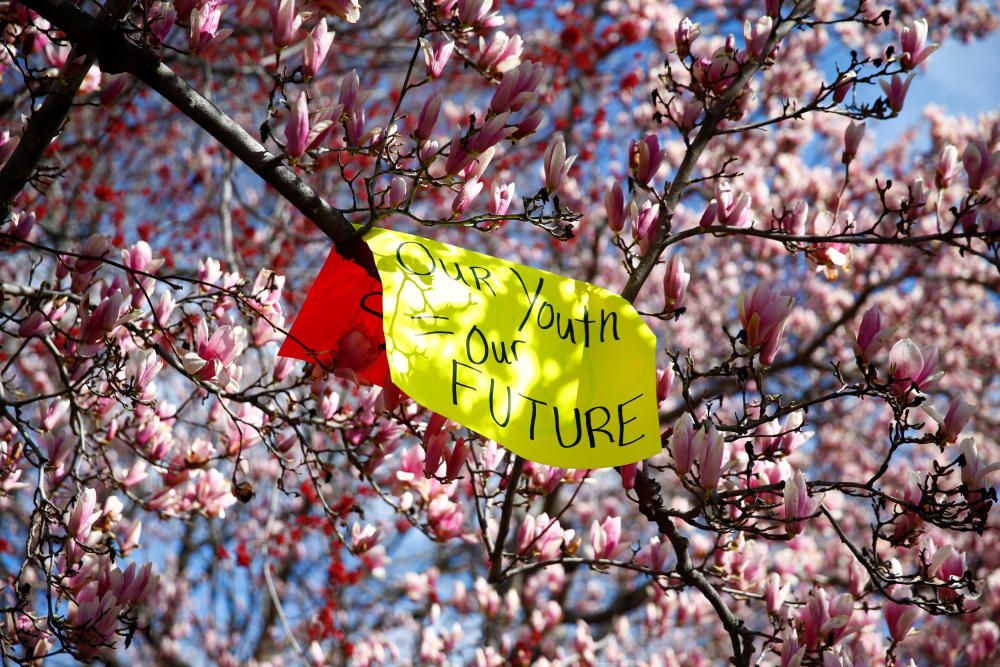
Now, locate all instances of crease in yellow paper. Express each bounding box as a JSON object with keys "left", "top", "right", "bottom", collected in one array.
[{"left": 366, "top": 228, "right": 661, "bottom": 468}]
